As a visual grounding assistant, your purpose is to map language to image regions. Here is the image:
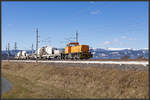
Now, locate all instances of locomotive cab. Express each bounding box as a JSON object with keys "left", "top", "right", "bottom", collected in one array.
[{"left": 66, "top": 42, "right": 79, "bottom": 46}]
